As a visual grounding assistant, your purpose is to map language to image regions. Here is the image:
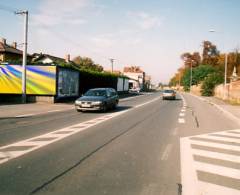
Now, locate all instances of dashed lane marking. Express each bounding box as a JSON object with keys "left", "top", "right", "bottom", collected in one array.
[
  {"left": 161, "top": 144, "right": 172, "bottom": 161},
  {"left": 172, "top": 127, "right": 178, "bottom": 136},
  {"left": 178, "top": 118, "right": 185, "bottom": 124},
  {"left": 179, "top": 113, "right": 185, "bottom": 117},
  {"left": 181, "top": 129, "right": 240, "bottom": 195},
  {"left": 0, "top": 97, "right": 160, "bottom": 165}
]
